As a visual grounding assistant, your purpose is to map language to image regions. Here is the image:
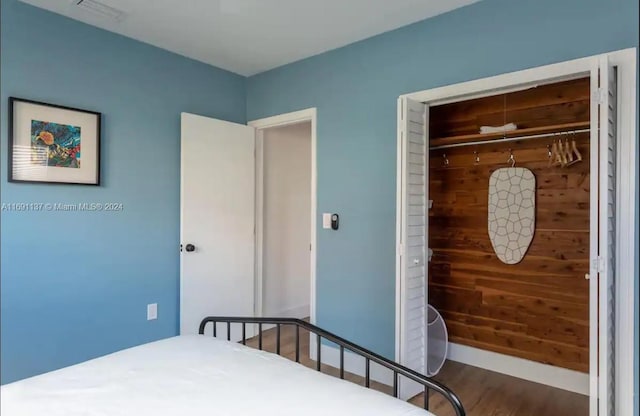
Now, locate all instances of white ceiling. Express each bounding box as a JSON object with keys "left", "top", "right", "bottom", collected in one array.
[{"left": 19, "top": 0, "right": 480, "bottom": 76}]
